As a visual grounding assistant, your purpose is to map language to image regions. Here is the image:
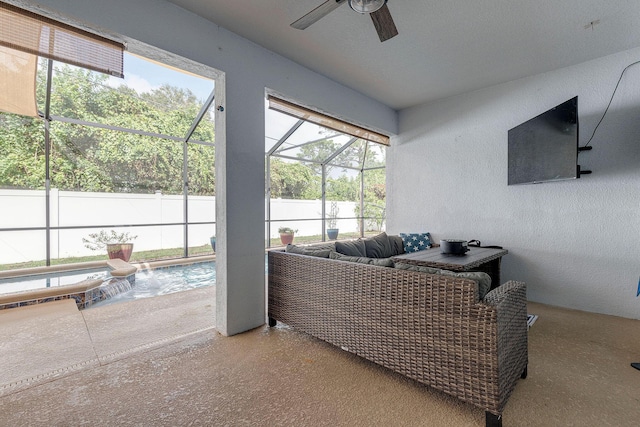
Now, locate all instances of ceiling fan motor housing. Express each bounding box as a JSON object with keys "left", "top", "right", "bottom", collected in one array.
[{"left": 348, "top": 0, "right": 387, "bottom": 14}]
